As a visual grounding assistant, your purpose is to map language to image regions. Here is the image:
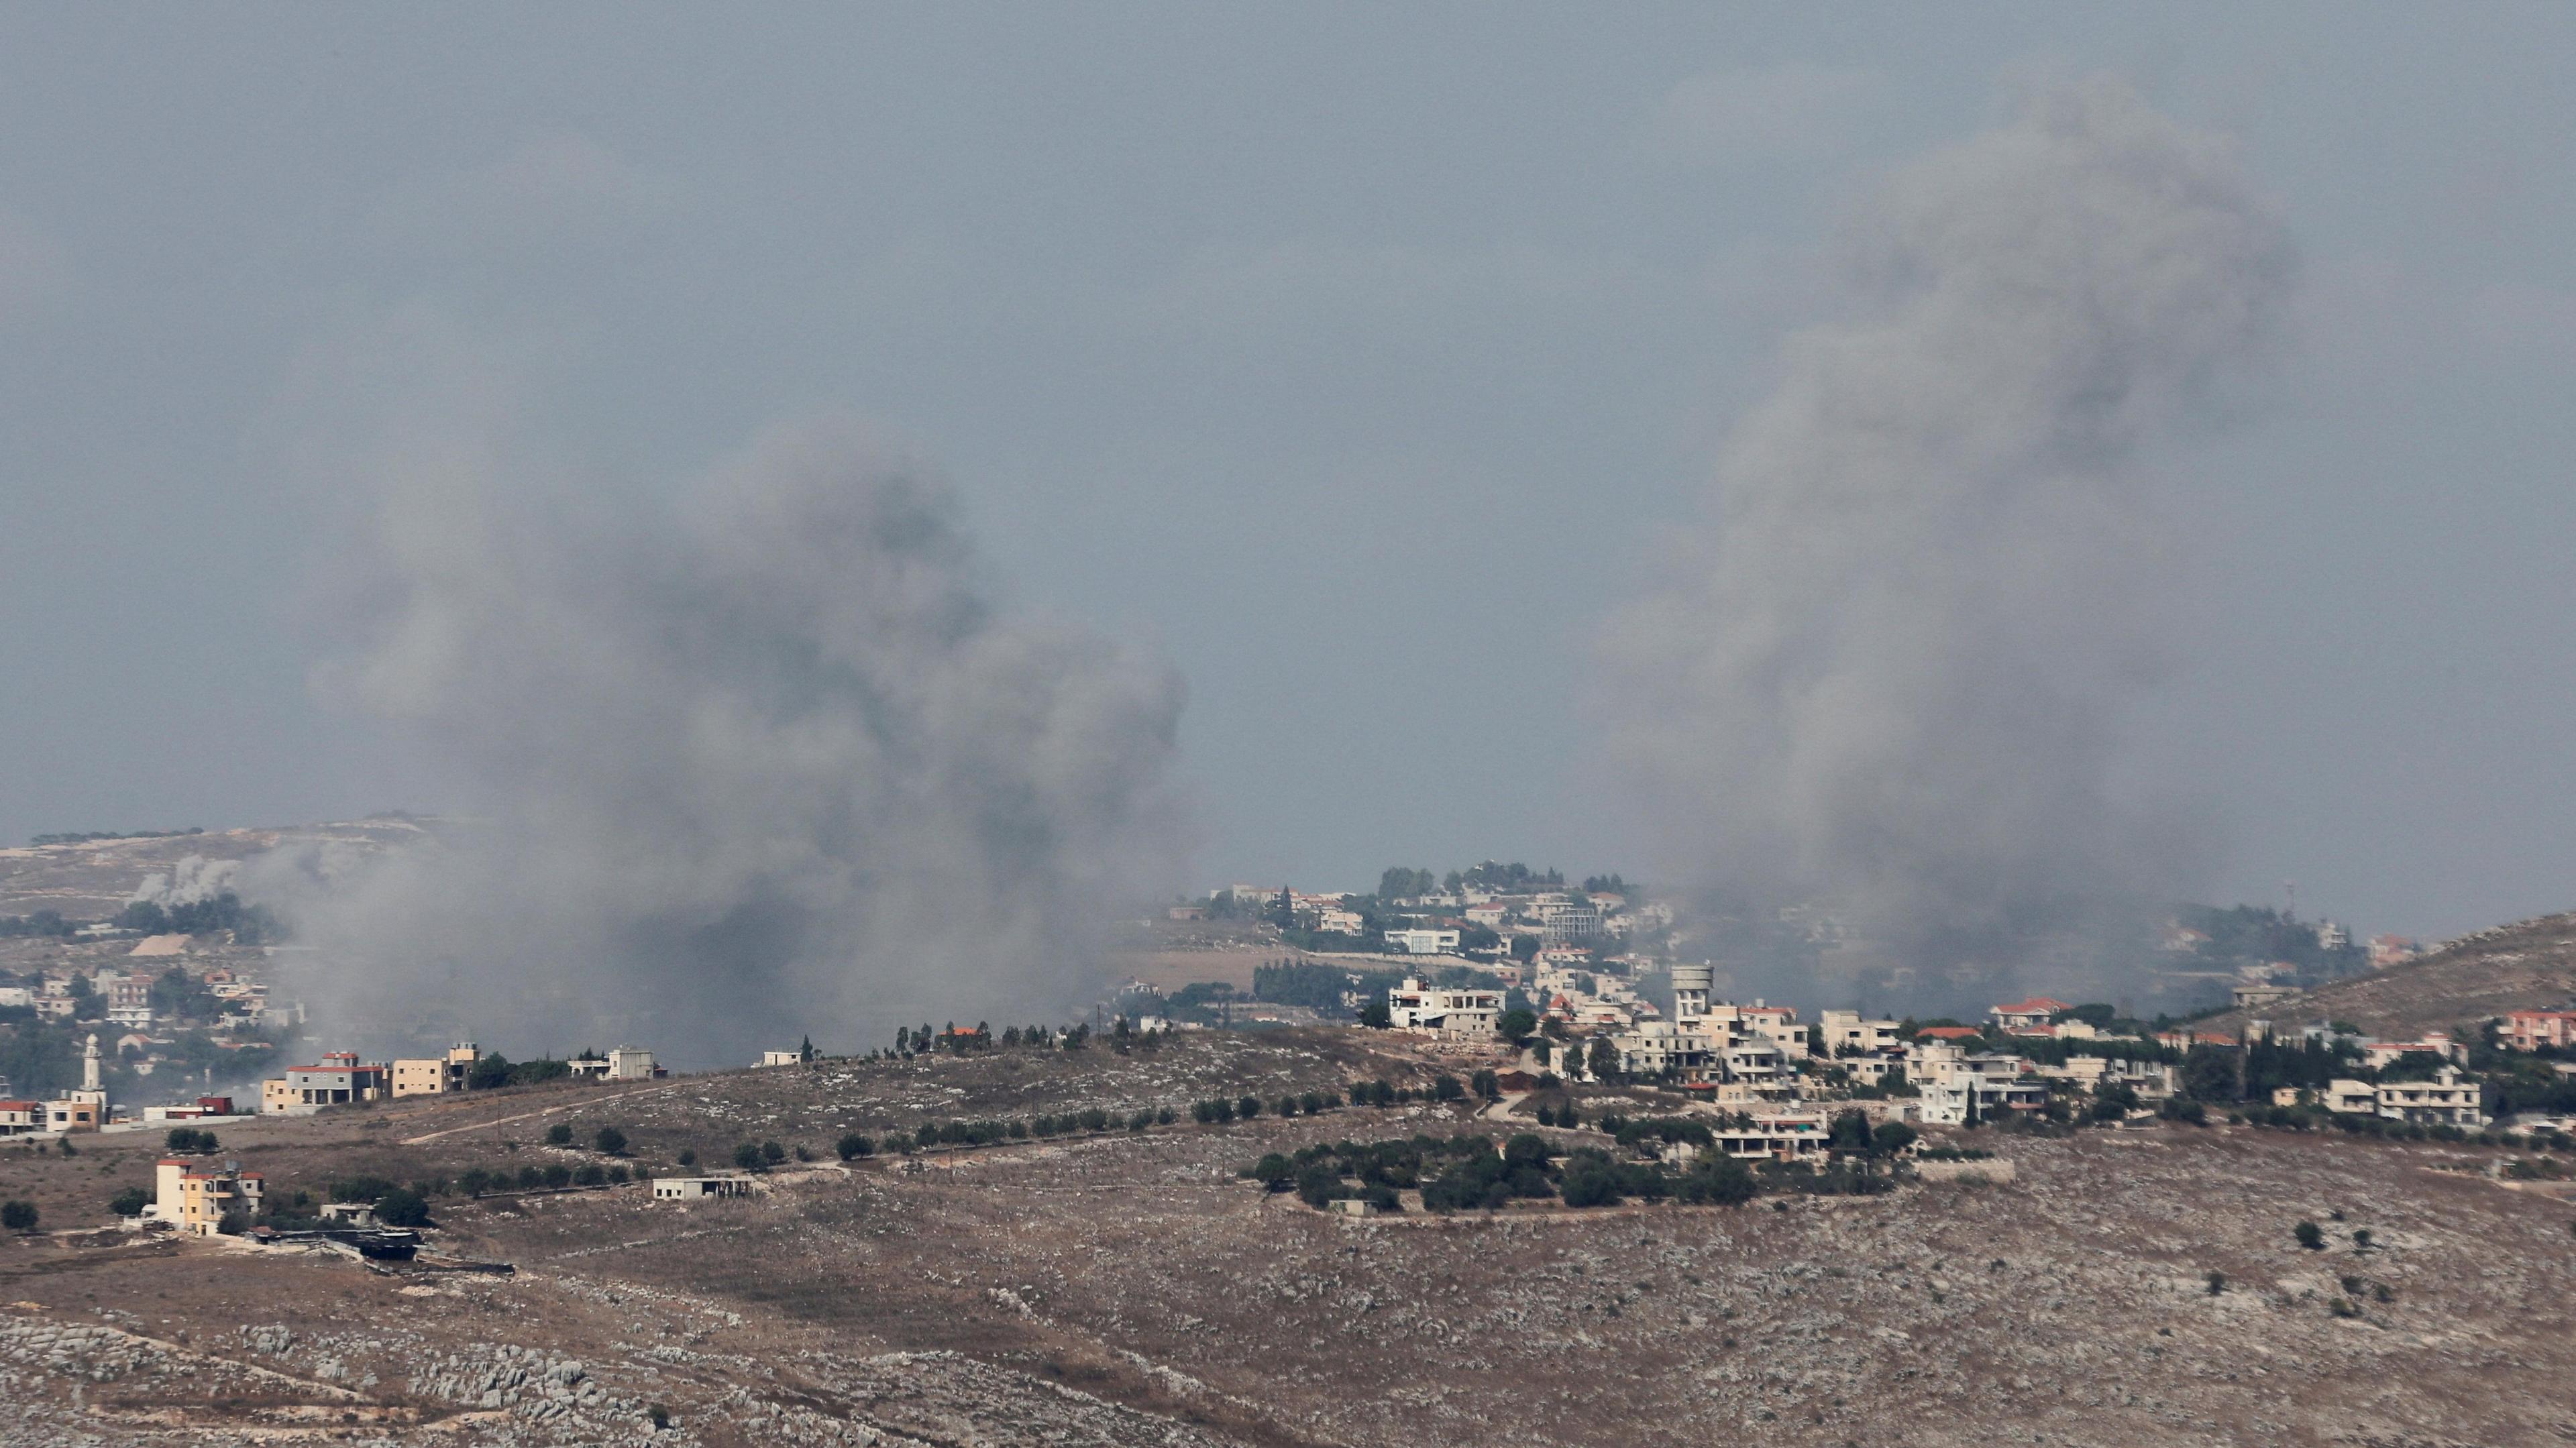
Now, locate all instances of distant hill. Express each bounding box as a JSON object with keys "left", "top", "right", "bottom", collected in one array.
[
  {"left": 0, "top": 818, "right": 425, "bottom": 919},
  {"left": 2208, "top": 909, "right": 2576, "bottom": 1040}
]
